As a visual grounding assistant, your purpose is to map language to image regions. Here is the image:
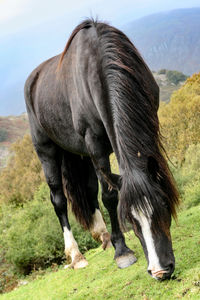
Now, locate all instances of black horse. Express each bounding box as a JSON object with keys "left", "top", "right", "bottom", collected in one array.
[{"left": 25, "top": 19, "right": 179, "bottom": 280}]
